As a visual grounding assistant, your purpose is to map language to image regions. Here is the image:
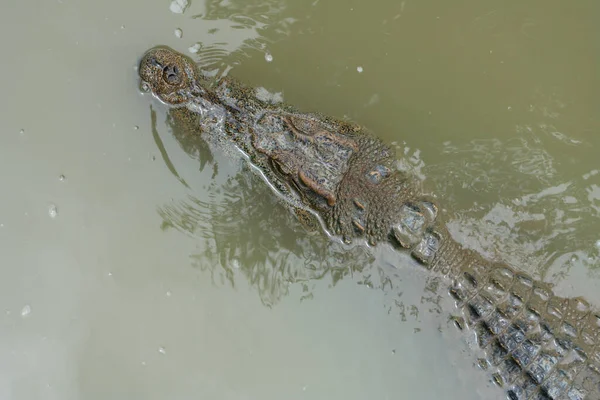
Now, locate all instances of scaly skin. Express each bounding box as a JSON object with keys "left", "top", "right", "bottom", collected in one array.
[{"left": 138, "top": 46, "right": 600, "bottom": 399}]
